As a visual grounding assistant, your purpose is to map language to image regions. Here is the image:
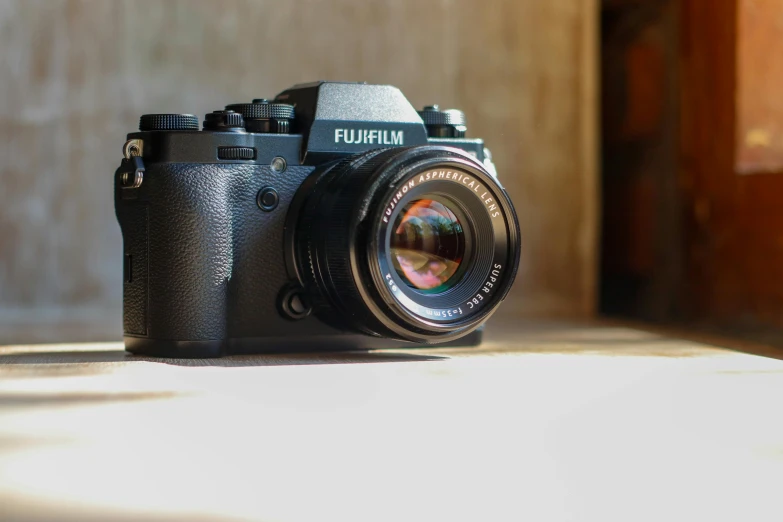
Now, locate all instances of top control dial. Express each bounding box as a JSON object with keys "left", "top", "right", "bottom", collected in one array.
[
  {"left": 139, "top": 114, "right": 199, "bottom": 131},
  {"left": 418, "top": 105, "right": 467, "bottom": 138},
  {"left": 203, "top": 110, "right": 245, "bottom": 132},
  {"left": 225, "top": 100, "right": 295, "bottom": 134}
]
